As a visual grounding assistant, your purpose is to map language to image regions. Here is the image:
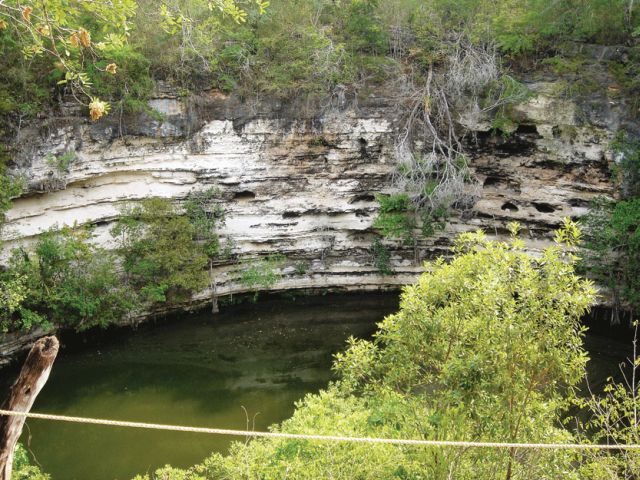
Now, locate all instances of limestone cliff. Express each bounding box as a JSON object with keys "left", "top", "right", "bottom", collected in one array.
[{"left": 0, "top": 48, "right": 627, "bottom": 361}]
